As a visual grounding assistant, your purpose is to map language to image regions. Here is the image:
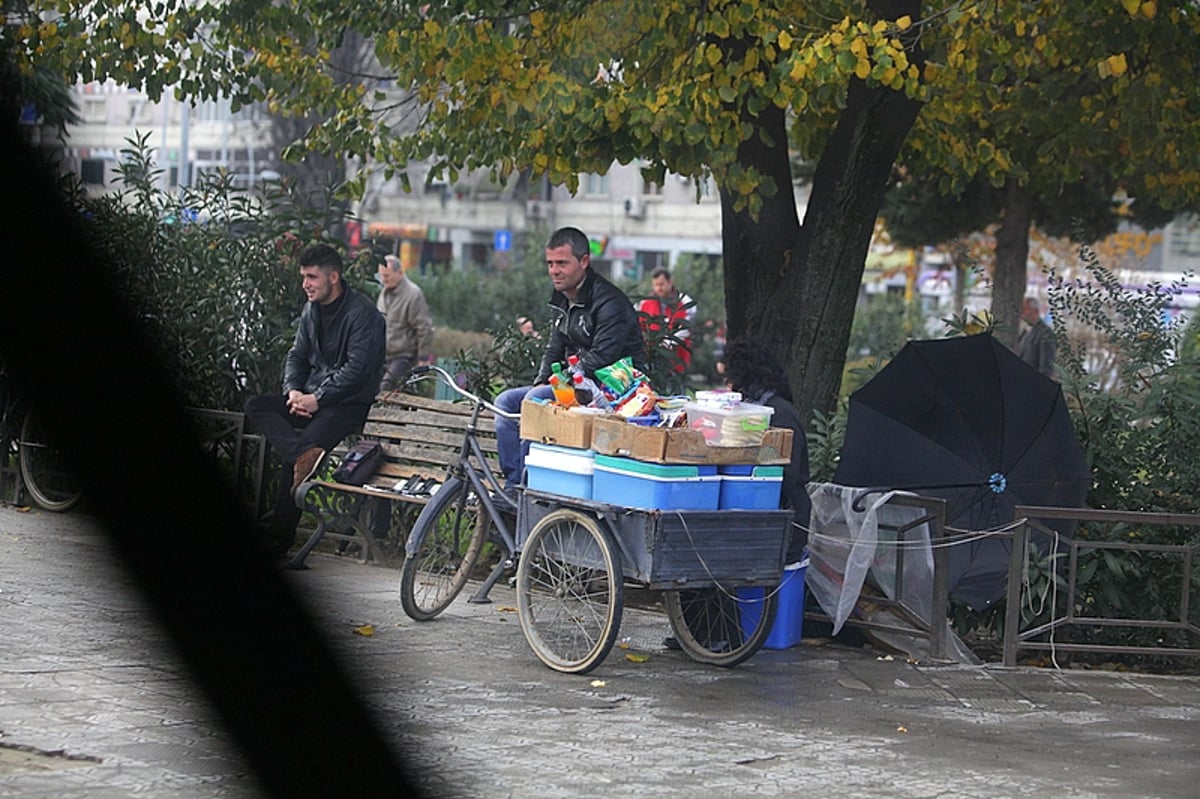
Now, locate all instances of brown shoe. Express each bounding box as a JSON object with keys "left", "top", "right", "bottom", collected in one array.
[{"left": 292, "top": 447, "right": 326, "bottom": 492}]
